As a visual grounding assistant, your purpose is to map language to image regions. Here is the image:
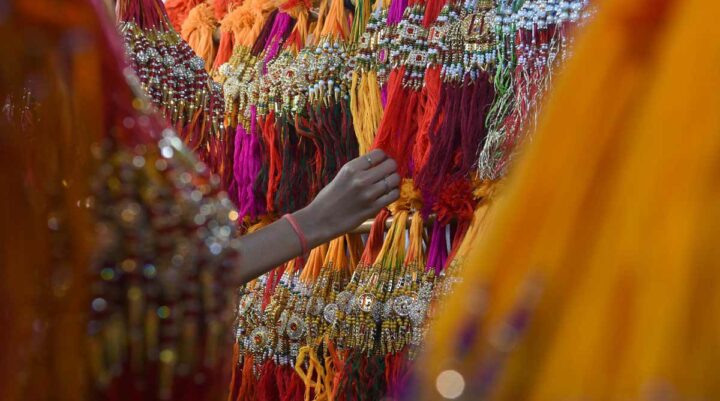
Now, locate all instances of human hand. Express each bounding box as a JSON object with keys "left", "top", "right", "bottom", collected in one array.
[{"left": 294, "top": 149, "right": 400, "bottom": 246}]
